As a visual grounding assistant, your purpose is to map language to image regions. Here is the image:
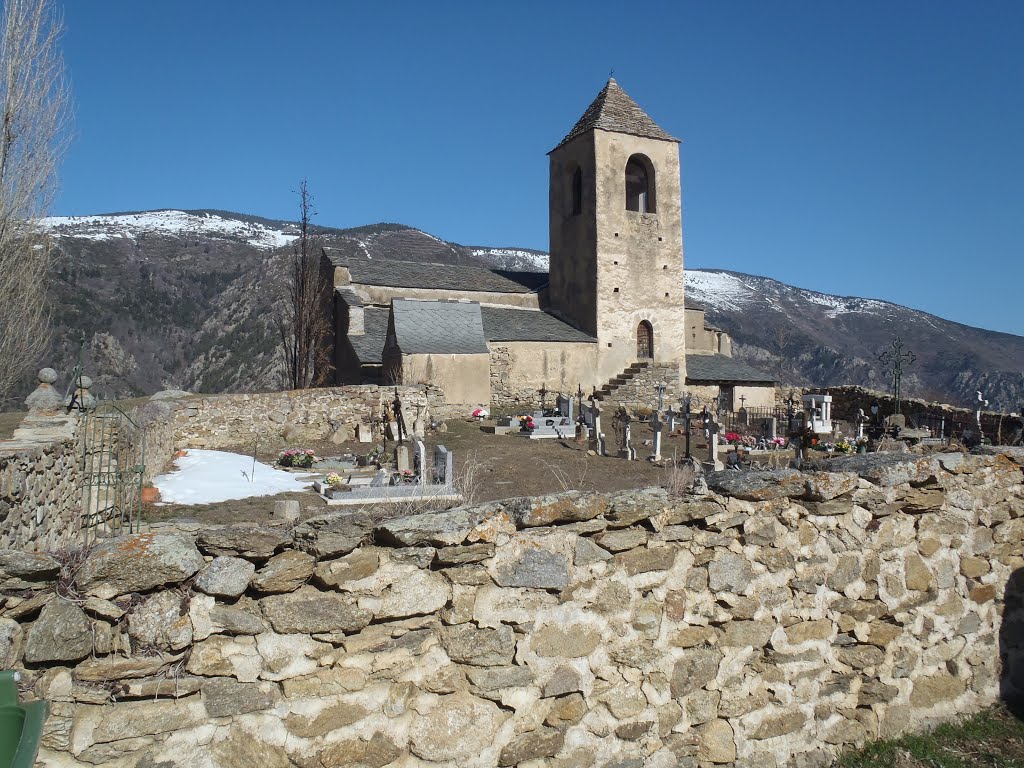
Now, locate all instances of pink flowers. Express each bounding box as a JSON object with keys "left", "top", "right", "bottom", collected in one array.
[{"left": 278, "top": 448, "right": 320, "bottom": 468}]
